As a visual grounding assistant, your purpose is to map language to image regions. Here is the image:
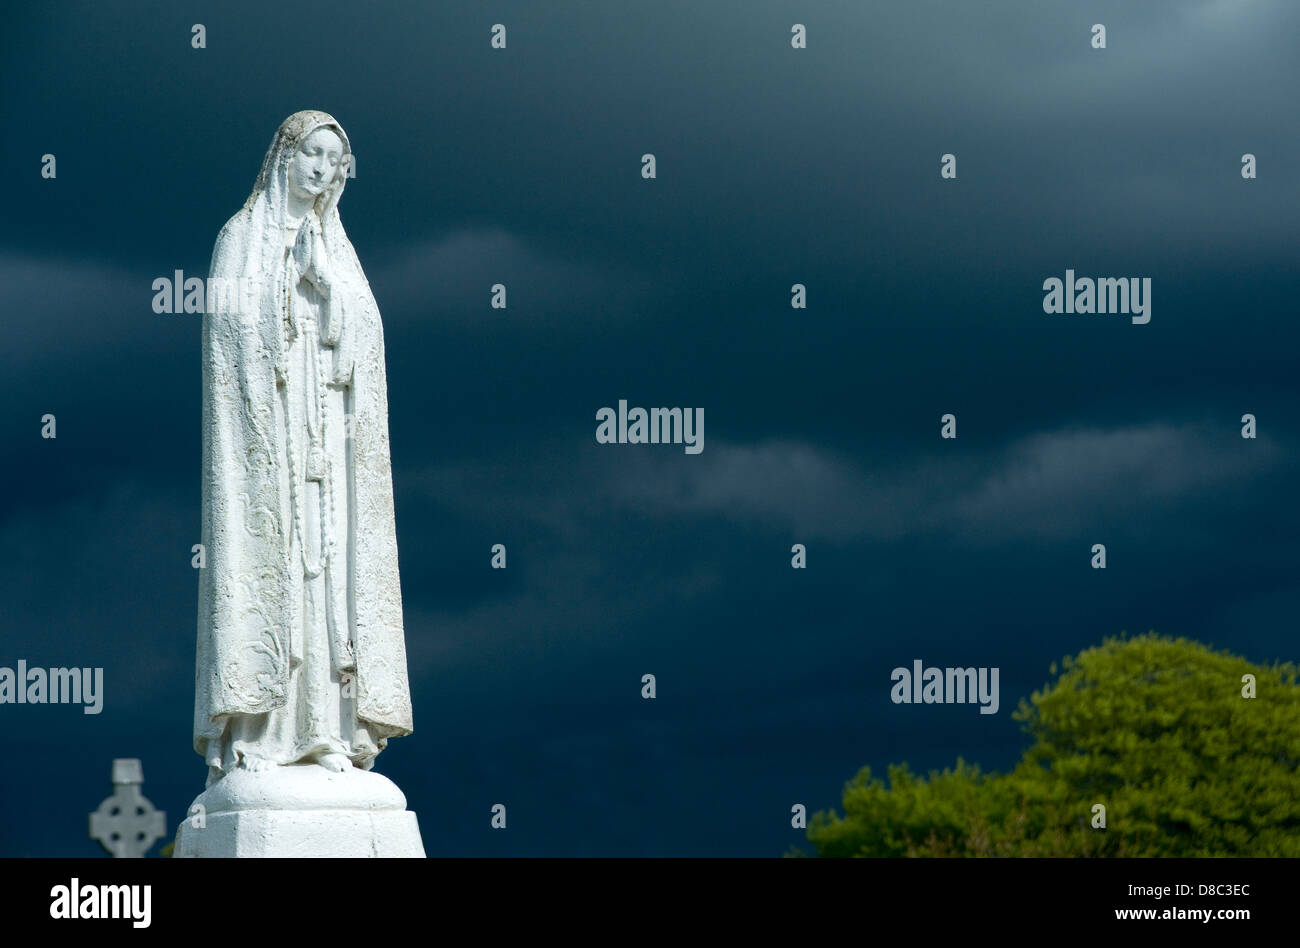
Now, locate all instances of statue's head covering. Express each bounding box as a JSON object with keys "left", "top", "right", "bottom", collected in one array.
[
  {"left": 212, "top": 110, "right": 367, "bottom": 373},
  {"left": 249, "top": 109, "right": 353, "bottom": 232}
]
